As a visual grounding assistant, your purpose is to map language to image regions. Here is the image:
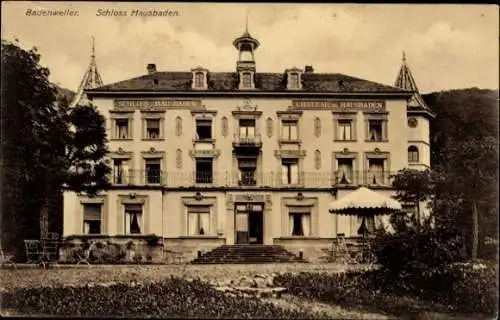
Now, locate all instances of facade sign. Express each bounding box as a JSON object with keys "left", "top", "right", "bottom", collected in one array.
[
  {"left": 114, "top": 99, "right": 203, "bottom": 111},
  {"left": 291, "top": 100, "right": 385, "bottom": 112}
]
